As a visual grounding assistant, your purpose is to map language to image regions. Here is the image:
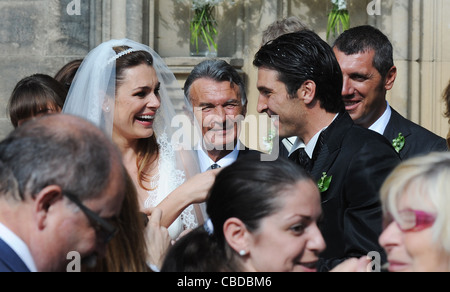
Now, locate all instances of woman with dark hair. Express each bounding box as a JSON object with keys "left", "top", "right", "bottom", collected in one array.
[
  {"left": 54, "top": 59, "right": 83, "bottom": 91},
  {"left": 162, "top": 156, "right": 326, "bottom": 272},
  {"left": 8, "top": 74, "right": 67, "bottom": 128},
  {"left": 63, "top": 39, "right": 215, "bottom": 269}
]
